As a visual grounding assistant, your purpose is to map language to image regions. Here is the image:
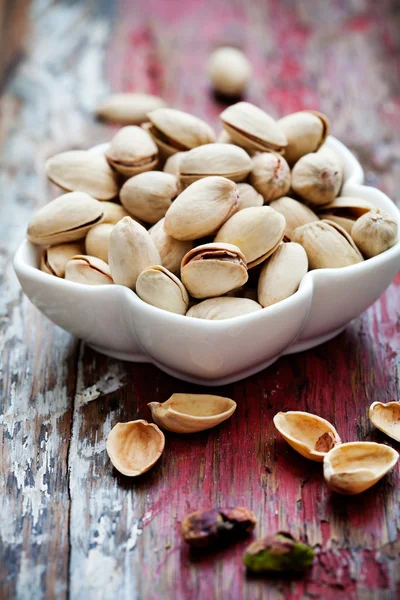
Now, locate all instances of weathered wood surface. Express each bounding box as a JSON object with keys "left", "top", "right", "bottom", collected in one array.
[{"left": 1, "top": 0, "right": 399, "bottom": 598}]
